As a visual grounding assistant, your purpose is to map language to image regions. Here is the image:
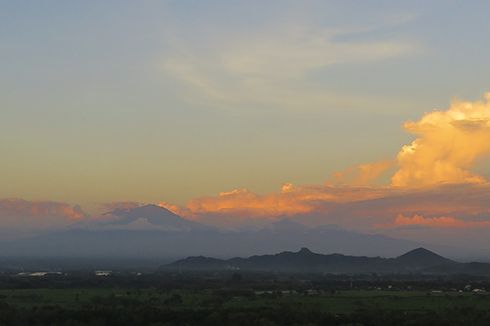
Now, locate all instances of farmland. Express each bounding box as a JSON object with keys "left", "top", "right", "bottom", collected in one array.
[{"left": 0, "top": 272, "right": 489, "bottom": 325}]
